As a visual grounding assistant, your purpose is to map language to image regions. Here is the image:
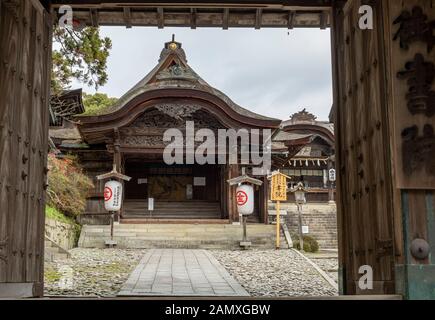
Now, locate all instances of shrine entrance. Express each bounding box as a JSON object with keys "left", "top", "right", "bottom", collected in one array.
[
  {"left": 123, "top": 162, "right": 223, "bottom": 220},
  {"left": 0, "top": 0, "right": 434, "bottom": 299}
]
